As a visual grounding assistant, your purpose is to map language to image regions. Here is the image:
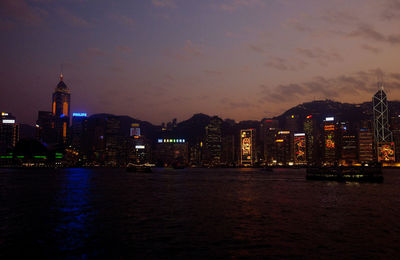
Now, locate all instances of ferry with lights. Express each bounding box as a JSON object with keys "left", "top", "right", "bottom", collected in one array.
[{"left": 306, "top": 164, "right": 383, "bottom": 183}]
